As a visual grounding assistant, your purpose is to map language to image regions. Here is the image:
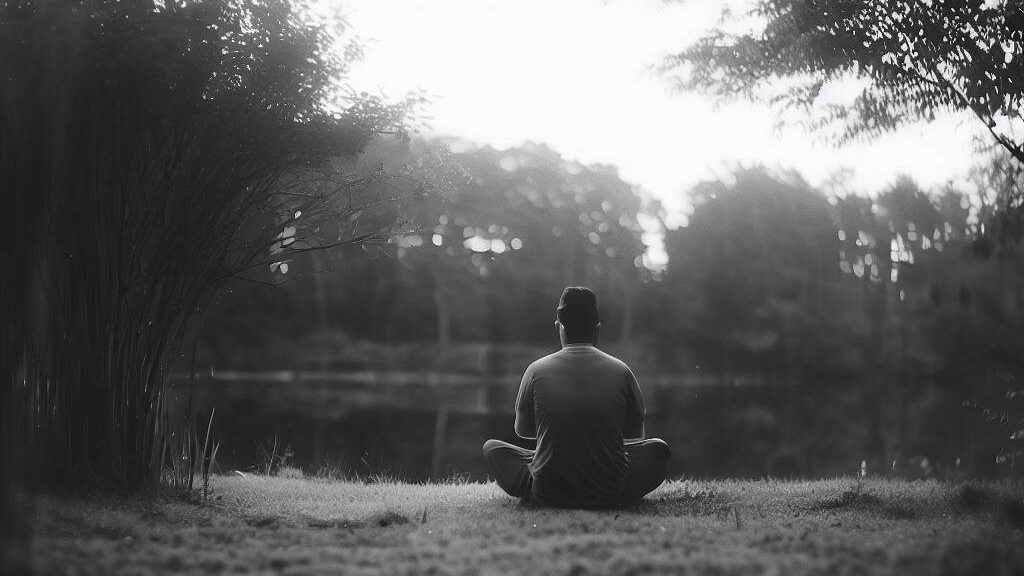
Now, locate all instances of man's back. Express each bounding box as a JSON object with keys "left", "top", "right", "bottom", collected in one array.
[
  {"left": 515, "top": 344, "right": 645, "bottom": 508},
  {"left": 482, "top": 286, "right": 668, "bottom": 508}
]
